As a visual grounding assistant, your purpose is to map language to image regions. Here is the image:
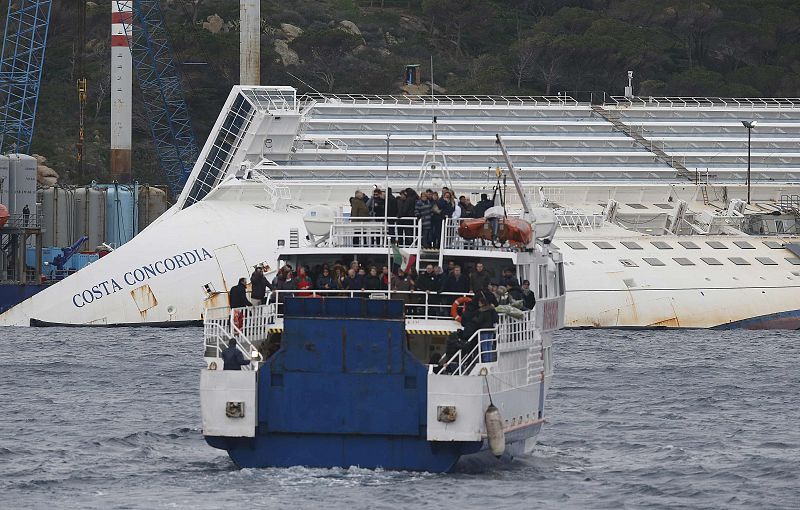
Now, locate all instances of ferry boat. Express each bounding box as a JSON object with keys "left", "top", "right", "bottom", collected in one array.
[
  {"left": 2, "top": 87, "right": 799, "bottom": 329},
  {"left": 199, "top": 184, "right": 565, "bottom": 471}
]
